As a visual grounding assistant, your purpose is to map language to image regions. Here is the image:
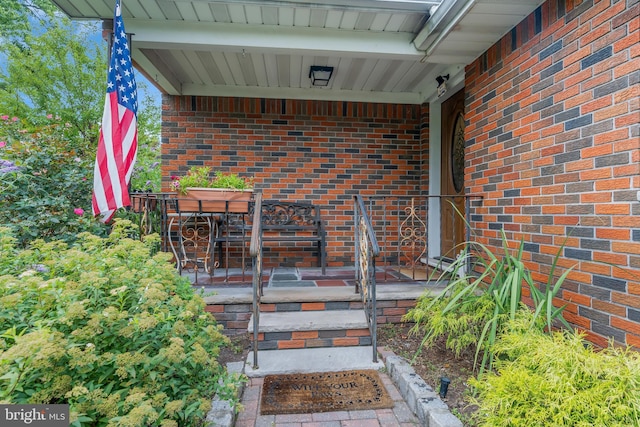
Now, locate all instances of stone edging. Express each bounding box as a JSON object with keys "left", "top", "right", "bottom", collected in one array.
[
  {"left": 205, "top": 361, "right": 245, "bottom": 427},
  {"left": 378, "top": 347, "right": 464, "bottom": 427},
  {"left": 205, "top": 398, "right": 236, "bottom": 427}
]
